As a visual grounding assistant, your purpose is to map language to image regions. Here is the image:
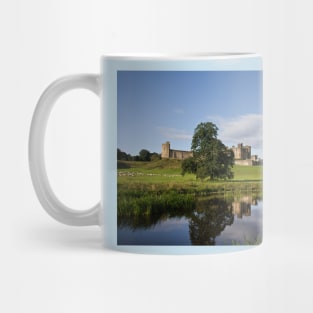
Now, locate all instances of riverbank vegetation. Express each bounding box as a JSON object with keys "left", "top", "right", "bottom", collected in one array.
[{"left": 118, "top": 159, "right": 262, "bottom": 217}]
